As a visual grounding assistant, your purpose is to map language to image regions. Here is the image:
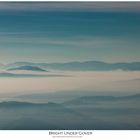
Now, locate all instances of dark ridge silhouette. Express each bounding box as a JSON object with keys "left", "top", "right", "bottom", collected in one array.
[
  {"left": 5, "top": 61, "right": 140, "bottom": 71},
  {"left": 46, "top": 61, "right": 140, "bottom": 71},
  {"left": 0, "top": 72, "right": 47, "bottom": 77},
  {"left": 63, "top": 94, "right": 140, "bottom": 106},
  {"left": 0, "top": 101, "right": 62, "bottom": 108},
  {"left": 8, "top": 65, "right": 47, "bottom": 72}
]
